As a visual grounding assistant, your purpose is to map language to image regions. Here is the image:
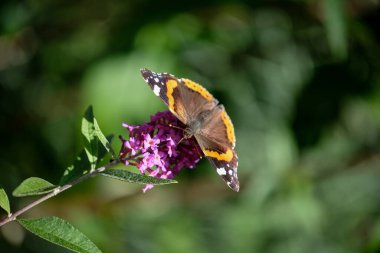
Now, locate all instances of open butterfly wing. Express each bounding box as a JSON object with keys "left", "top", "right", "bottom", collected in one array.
[{"left": 195, "top": 105, "right": 239, "bottom": 191}]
